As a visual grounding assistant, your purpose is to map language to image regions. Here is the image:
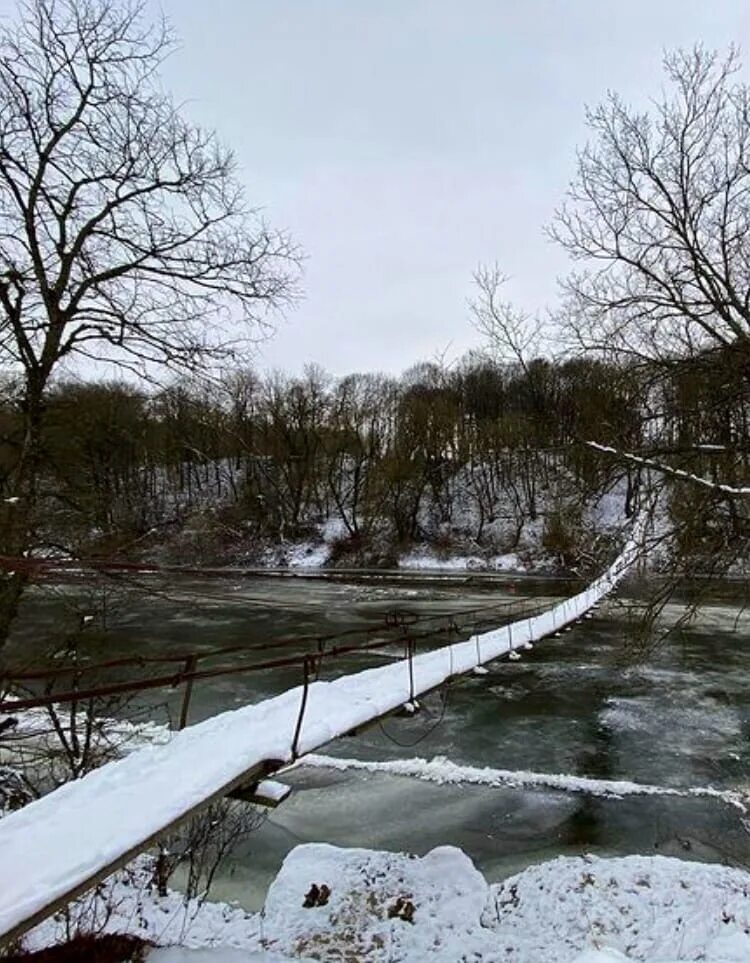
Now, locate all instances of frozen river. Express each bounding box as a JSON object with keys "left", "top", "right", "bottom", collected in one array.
[{"left": 5, "top": 570, "right": 750, "bottom": 910}]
